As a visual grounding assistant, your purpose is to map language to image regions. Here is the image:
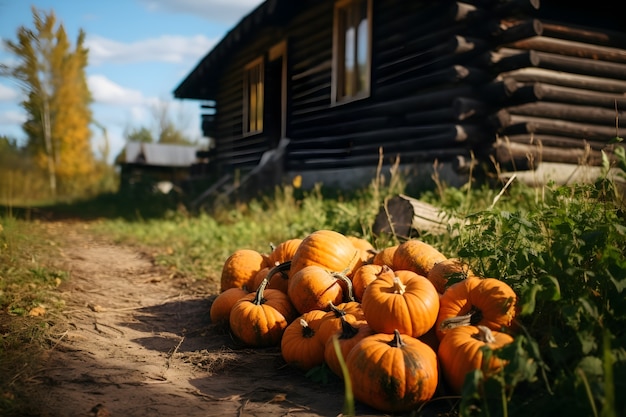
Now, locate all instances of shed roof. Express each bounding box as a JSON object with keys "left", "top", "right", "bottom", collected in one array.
[
  {"left": 173, "top": 0, "right": 300, "bottom": 100},
  {"left": 120, "top": 142, "right": 199, "bottom": 167}
]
